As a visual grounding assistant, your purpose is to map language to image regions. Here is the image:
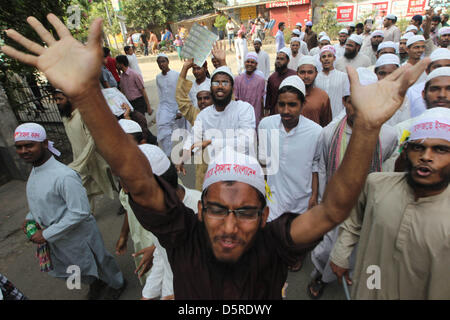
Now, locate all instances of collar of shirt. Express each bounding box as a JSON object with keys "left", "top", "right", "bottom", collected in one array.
[{"left": 278, "top": 115, "right": 302, "bottom": 136}]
